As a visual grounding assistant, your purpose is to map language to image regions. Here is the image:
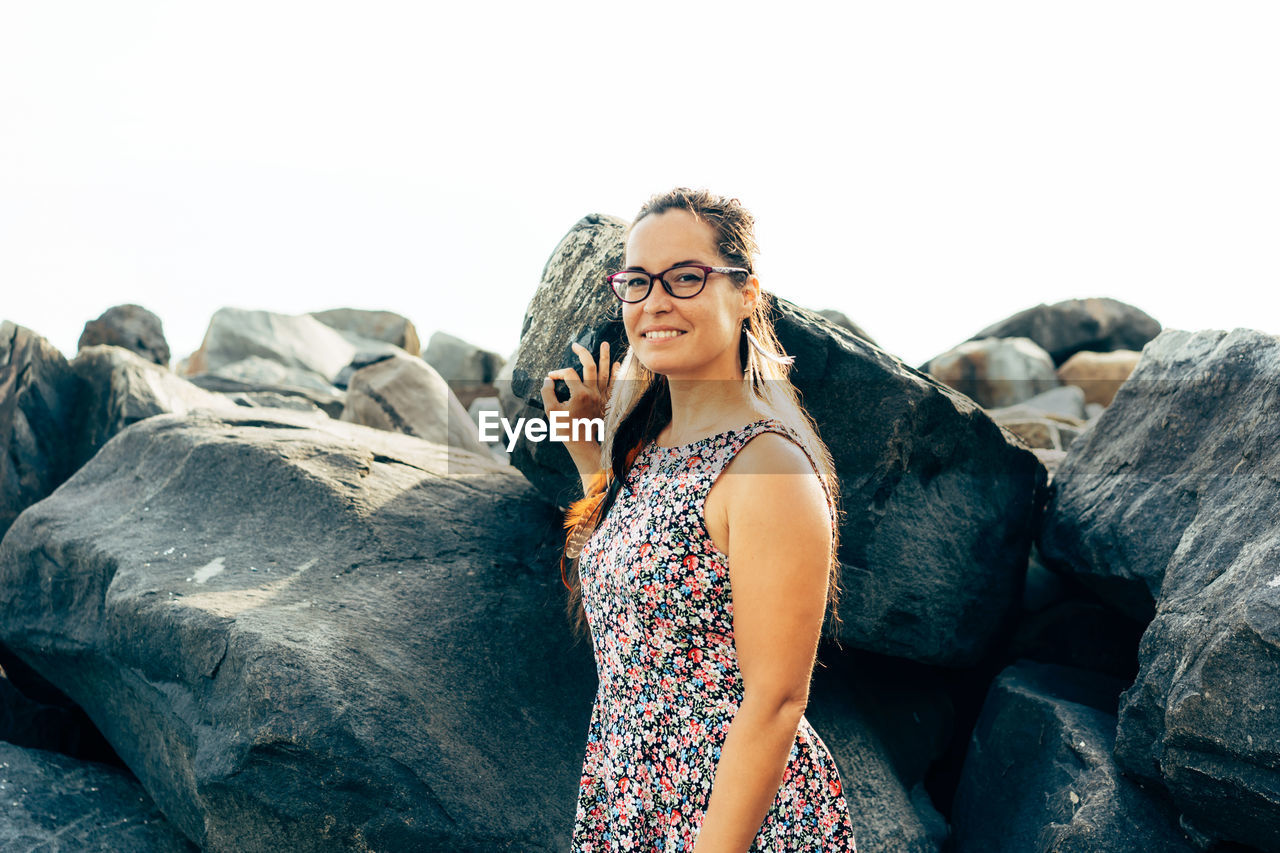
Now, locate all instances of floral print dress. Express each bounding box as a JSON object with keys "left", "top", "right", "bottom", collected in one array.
[{"left": 571, "top": 417, "right": 858, "bottom": 852}]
